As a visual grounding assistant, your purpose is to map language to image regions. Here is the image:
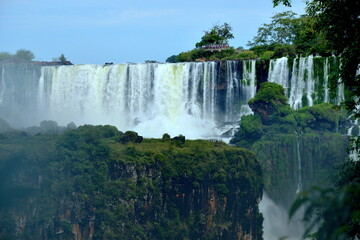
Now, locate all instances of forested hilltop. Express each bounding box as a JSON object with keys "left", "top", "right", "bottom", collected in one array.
[
  {"left": 0, "top": 124, "right": 263, "bottom": 240},
  {"left": 166, "top": 11, "right": 333, "bottom": 63}
]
